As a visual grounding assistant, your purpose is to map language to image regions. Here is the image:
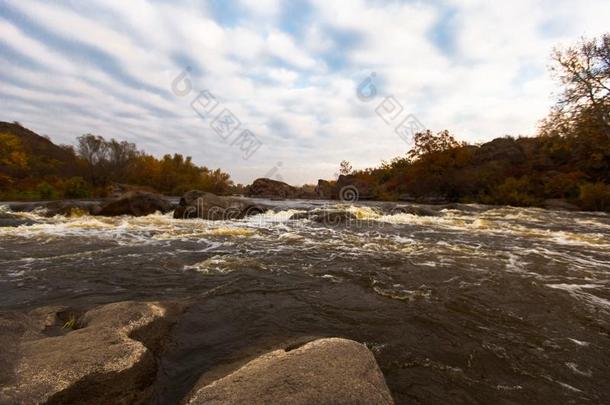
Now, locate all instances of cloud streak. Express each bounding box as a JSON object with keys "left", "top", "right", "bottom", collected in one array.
[{"left": 0, "top": 0, "right": 608, "bottom": 184}]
